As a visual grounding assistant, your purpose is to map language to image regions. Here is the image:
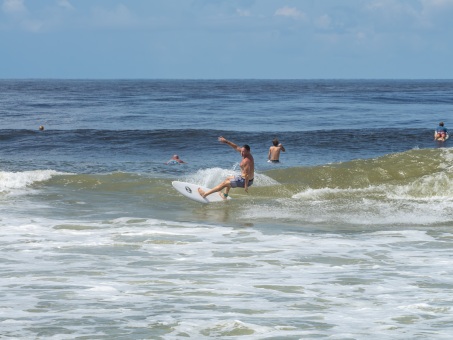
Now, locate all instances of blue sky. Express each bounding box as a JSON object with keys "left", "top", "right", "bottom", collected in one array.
[{"left": 1, "top": 0, "right": 453, "bottom": 79}]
